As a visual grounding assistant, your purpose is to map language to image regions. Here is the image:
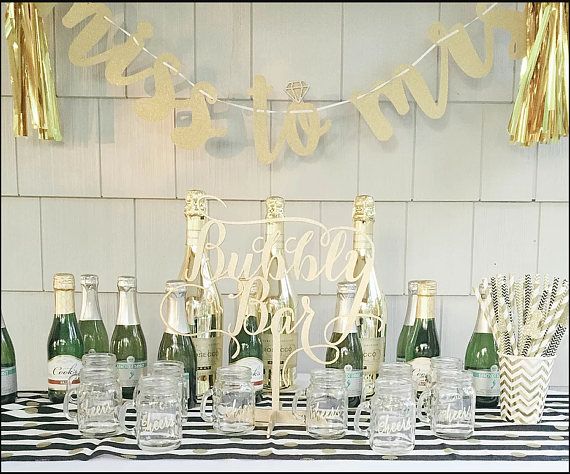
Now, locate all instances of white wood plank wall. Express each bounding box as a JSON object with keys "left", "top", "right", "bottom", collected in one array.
[{"left": 1, "top": 3, "right": 568, "bottom": 389}]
